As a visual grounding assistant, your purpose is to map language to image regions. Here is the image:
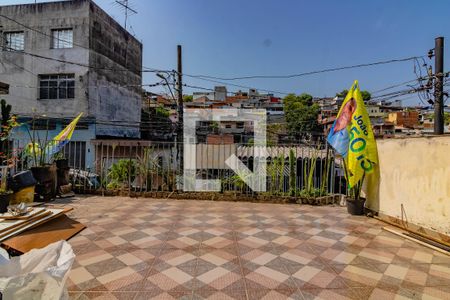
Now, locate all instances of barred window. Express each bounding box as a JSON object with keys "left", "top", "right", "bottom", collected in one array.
[
  {"left": 31, "top": 119, "right": 57, "bottom": 130},
  {"left": 39, "top": 74, "right": 75, "bottom": 100},
  {"left": 51, "top": 29, "right": 73, "bottom": 49},
  {"left": 4, "top": 31, "right": 24, "bottom": 51}
]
